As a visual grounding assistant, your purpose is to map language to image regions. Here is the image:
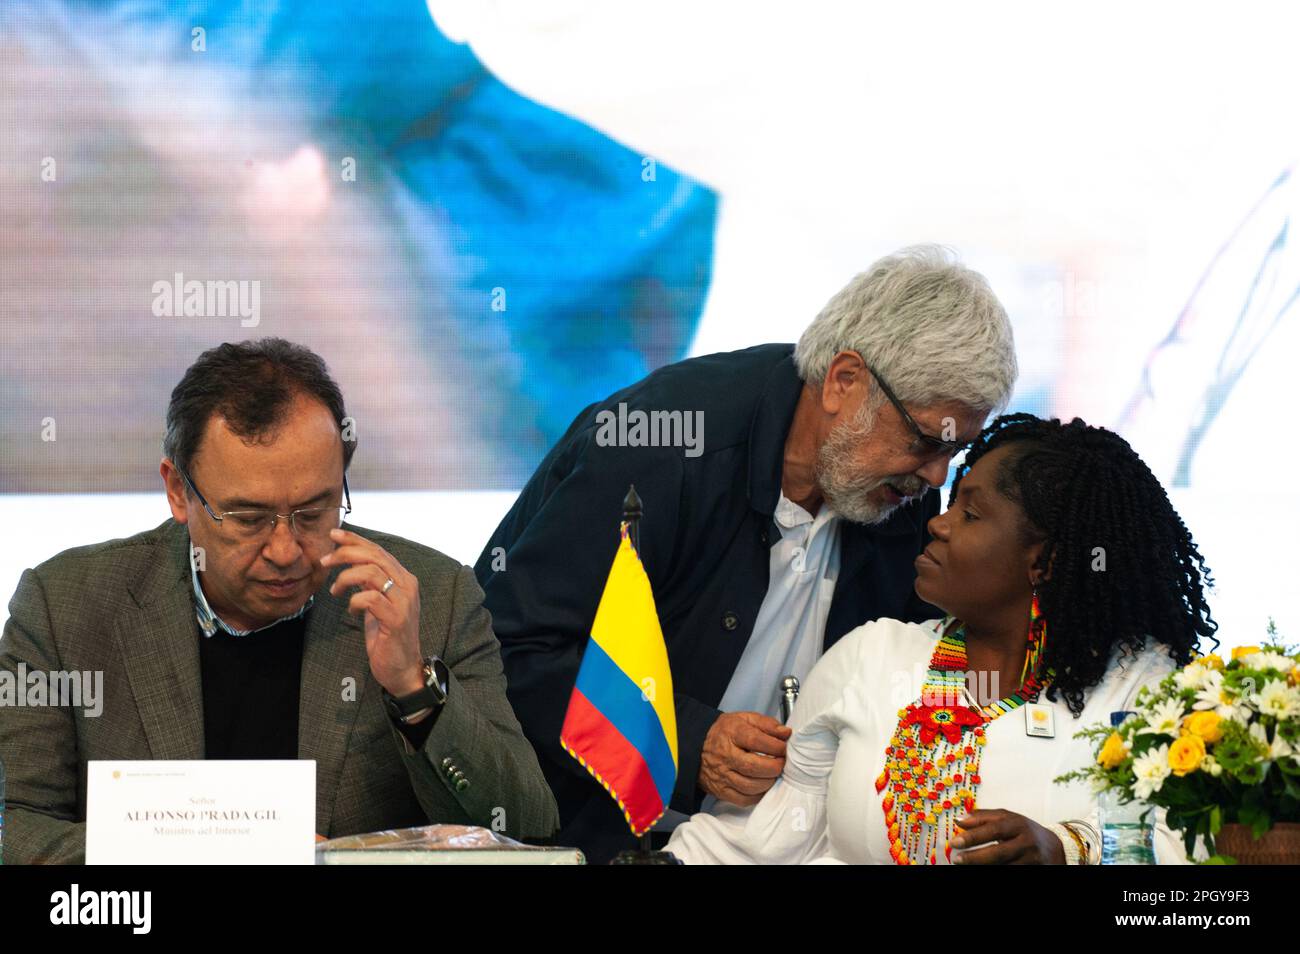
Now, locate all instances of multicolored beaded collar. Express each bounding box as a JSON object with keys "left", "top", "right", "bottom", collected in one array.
[{"left": 874, "top": 595, "right": 1051, "bottom": 865}]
